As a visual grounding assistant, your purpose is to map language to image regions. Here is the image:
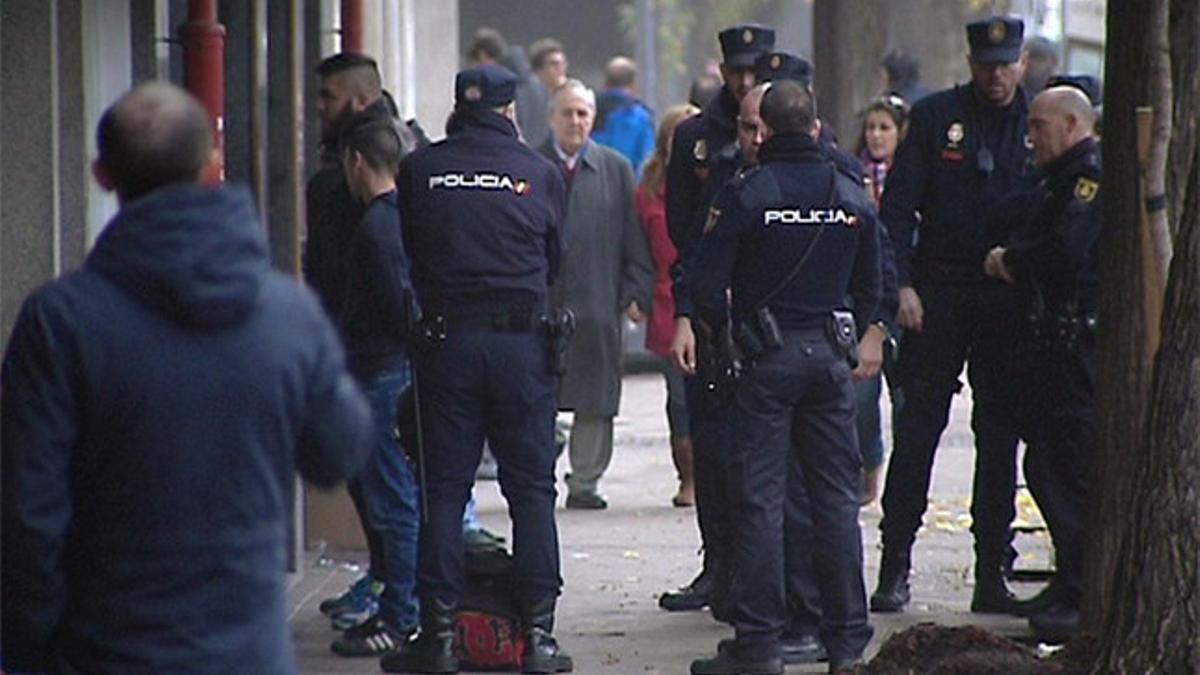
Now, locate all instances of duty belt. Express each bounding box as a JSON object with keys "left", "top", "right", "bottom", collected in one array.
[{"left": 437, "top": 311, "right": 542, "bottom": 334}]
